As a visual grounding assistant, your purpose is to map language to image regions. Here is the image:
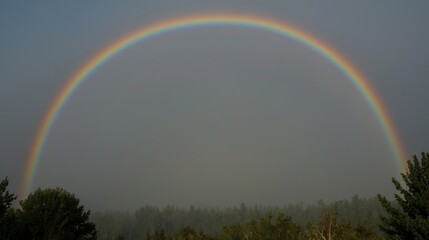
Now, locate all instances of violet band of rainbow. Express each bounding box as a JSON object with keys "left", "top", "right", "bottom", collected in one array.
[{"left": 20, "top": 13, "right": 407, "bottom": 198}]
